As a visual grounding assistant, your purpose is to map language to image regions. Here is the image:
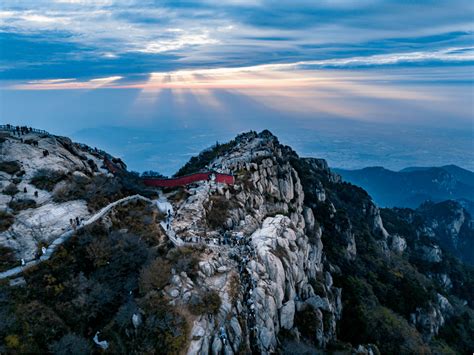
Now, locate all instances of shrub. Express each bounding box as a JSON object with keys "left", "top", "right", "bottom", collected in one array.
[
  {"left": 174, "top": 140, "right": 238, "bottom": 177},
  {"left": 3, "top": 183, "right": 19, "bottom": 197},
  {"left": 438, "top": 309, "right": 474, "bottom": 354},
  {"left": 0, "top": 211, "right": 14, "bottom": 232},
  {"left": 113, "top": 299, "right": 139, "bottom": 330},
  {"left": 205, "top": 195, "right": 232, "bottom": 229},
  {"left": 167, "top": 187, "right": 190, "bottom": 203},
  {"left": 4, "top": 334, "right": 20, "bottom": 349},
  {"left": 109, "top": 200, "right": 163, "bottom": 242},
  {"left": 294, "top": 305, "right": 321, "bottom": 342},
  {"left": 30, "top": 169, "right": 66, "bottom": 191},
  {"left": 0, "top": 245, "right": 17, "bottom": 272},
  {"left": 53, "top": 174, "right": 122, "bottom": 210},
  {"left": 49, "top": 334, "right": 91, "bottom": 355},
  {"left": 0, "top": 161, "right": 21, "bottom": 175},
  {"left": 142, "top": 171, "right": 166, "bottom": 178},
  {"left": 138, "top": 293, "right": 189, "bottom": 353},
  {"left": 86, "top": 237, "right": 112, "bottom": 268},
  {"left": 166, "top": 247, "right": 200, "bottom": 280},
  {"left": 139, "top": 259, "right": 171, "bottom": 294},
  {"left": 16, "top": 301, "right": 67, "bottom": 351},
  {"left": 228, "top": 274, "right": 240, "bottom": 305},
  {"left": 189, "top": 289, "right": 221, "bottom": 316},
  {"left": 366, "top": 306, "right": 429, "bottom": 354},
  {"left": 8, "top": 198, "right": 36, "bottom": 212},
  {"left": 86, "top": 159, "right": 97, "bottom": 171},
  {"left": 273, "top": 244, "right": 288, "bottom": 260}
]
